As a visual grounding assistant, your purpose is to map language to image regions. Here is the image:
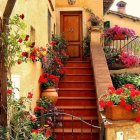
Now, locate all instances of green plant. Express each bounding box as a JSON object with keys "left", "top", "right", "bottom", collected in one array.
[
  {"left": 38, "top": 73, "right": 59, "bottom": 90},
  {"left": 111, "top": 74, "right": 140, "bottom": 89},
  {"left": 84, "top": 8, "right": 103, "bottom": 27},
  {"left": 99, "top": 84, "right": 140, "bottom": 113},
  {"left": 82, "top": 35, "right": 90, "bottom": 57}
]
